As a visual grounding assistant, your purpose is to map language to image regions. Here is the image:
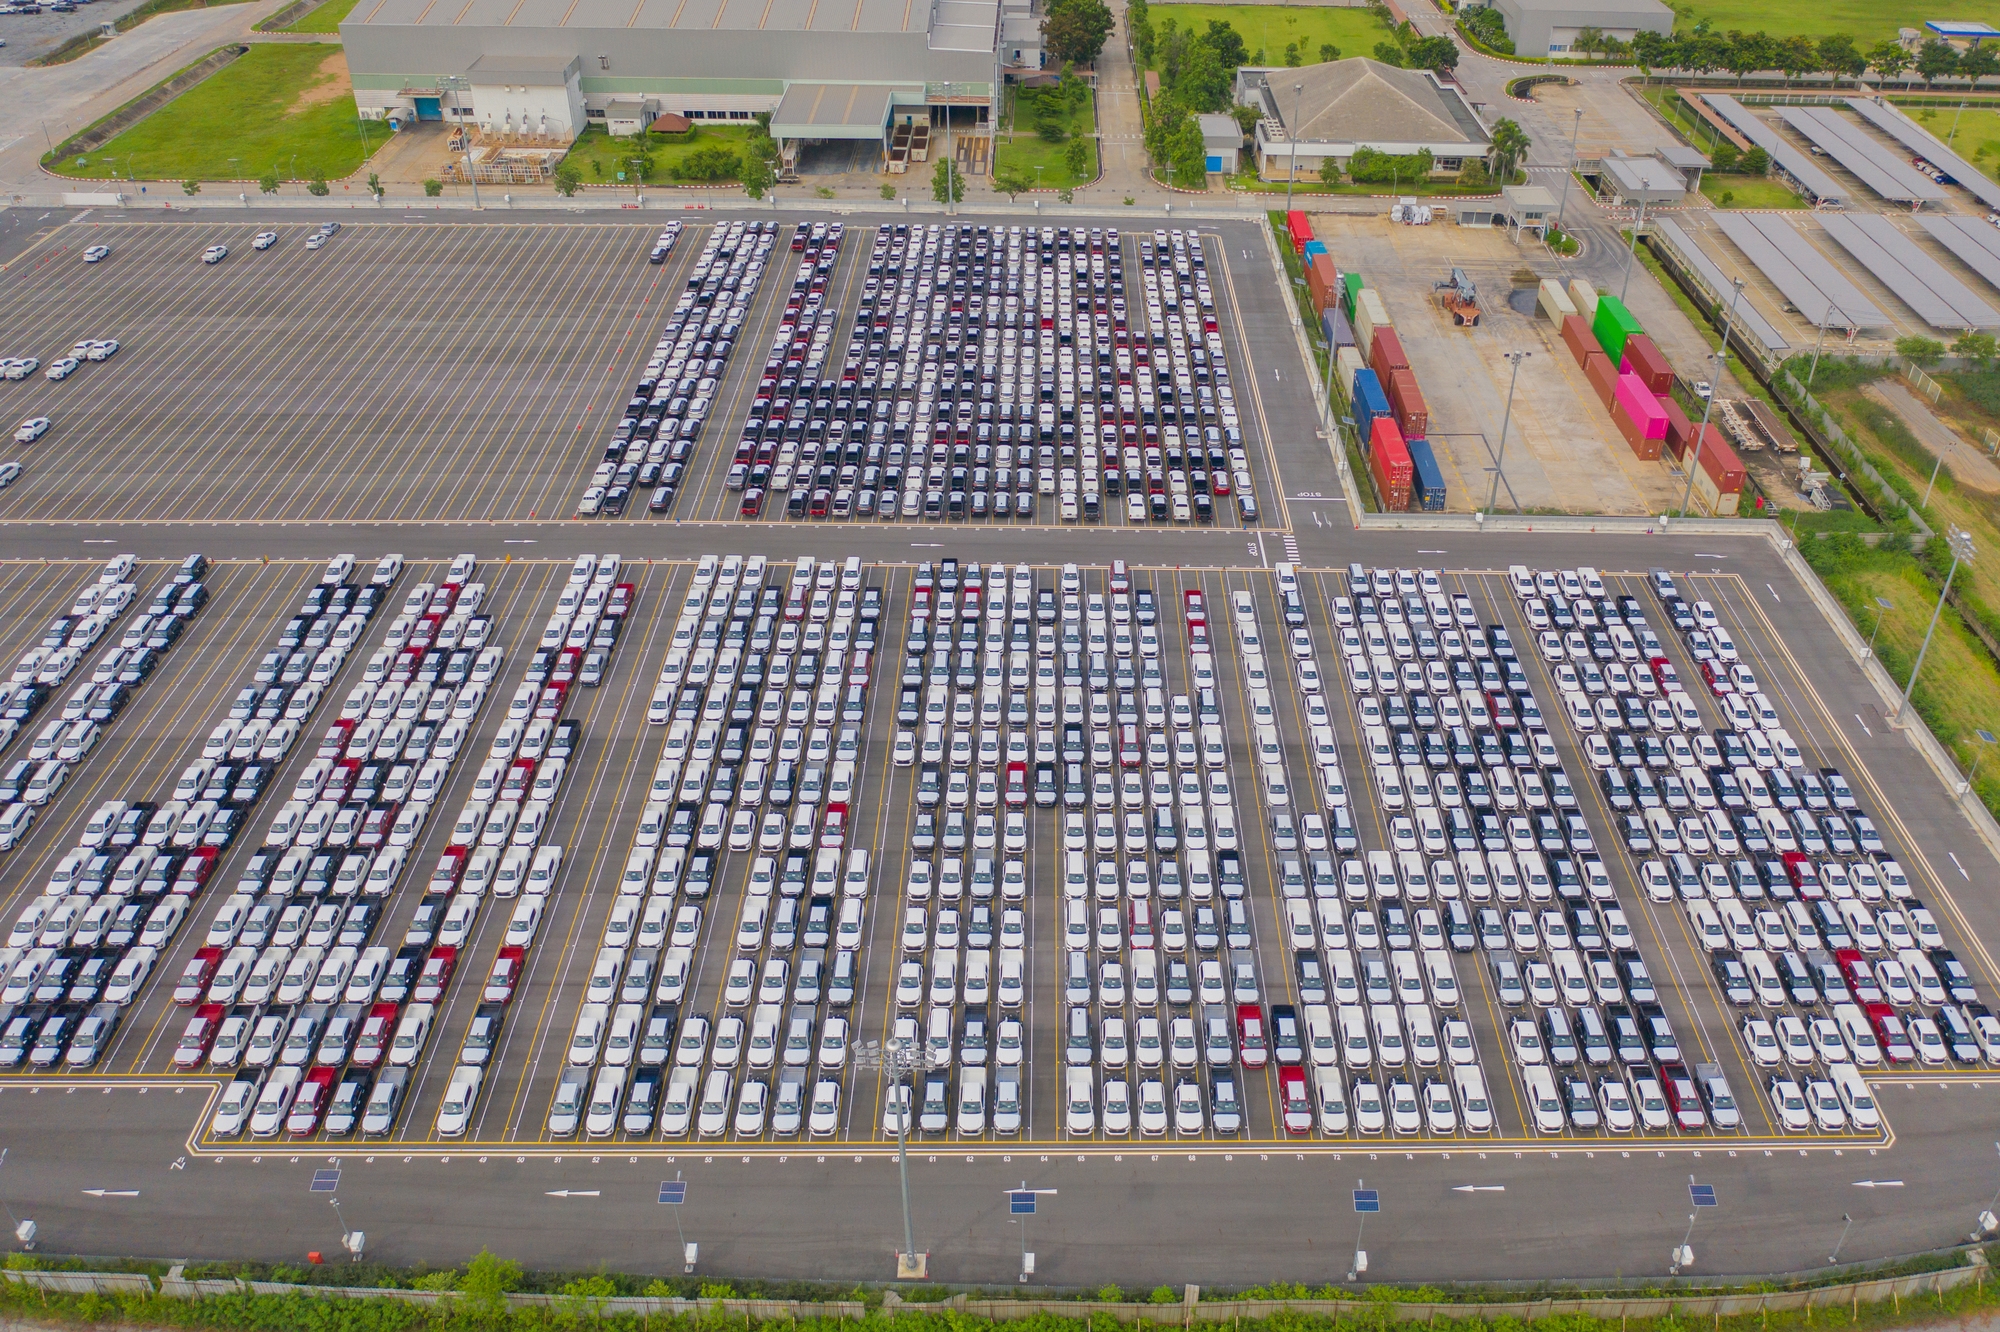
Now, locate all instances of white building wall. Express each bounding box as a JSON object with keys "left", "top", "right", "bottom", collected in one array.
[{"left": 469, "top": 79, "right": 588, "bottom": 136}]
